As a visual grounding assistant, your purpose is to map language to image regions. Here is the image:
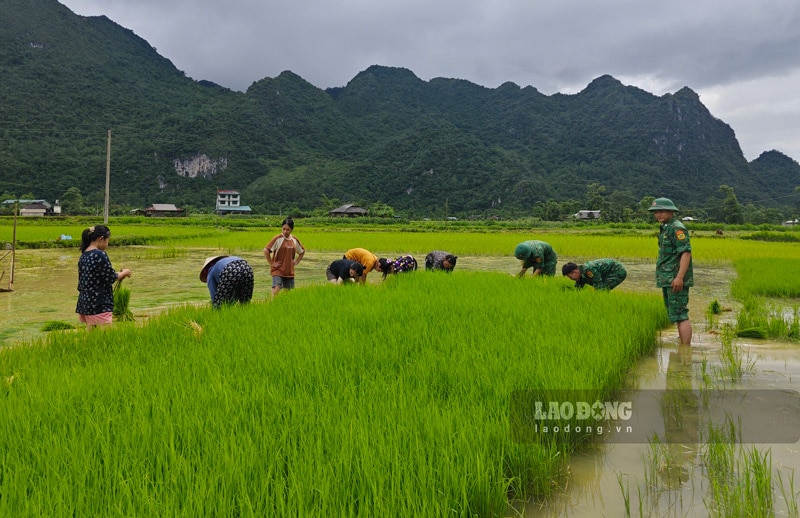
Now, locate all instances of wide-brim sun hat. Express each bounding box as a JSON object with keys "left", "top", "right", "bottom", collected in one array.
[
  {"left": 200, "top": 255, "right": 228, "bottom": 282},
  {"left": 648, "top": 197, "right": 680, "bottom": 212}
]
